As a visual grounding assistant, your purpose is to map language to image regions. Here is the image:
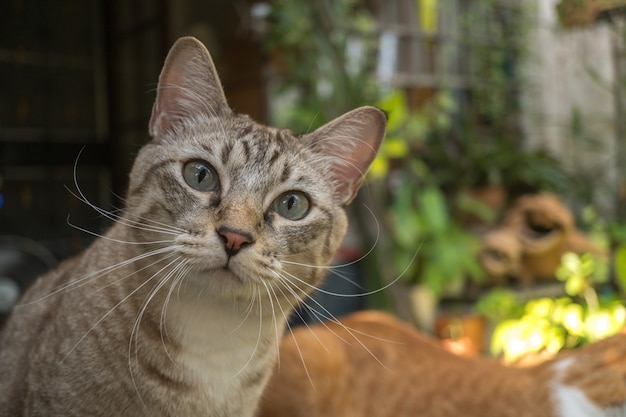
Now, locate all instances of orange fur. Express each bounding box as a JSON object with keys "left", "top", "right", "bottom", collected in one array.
[{"left": 259, "top": 311, "right": 626, "bottom": 417}]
